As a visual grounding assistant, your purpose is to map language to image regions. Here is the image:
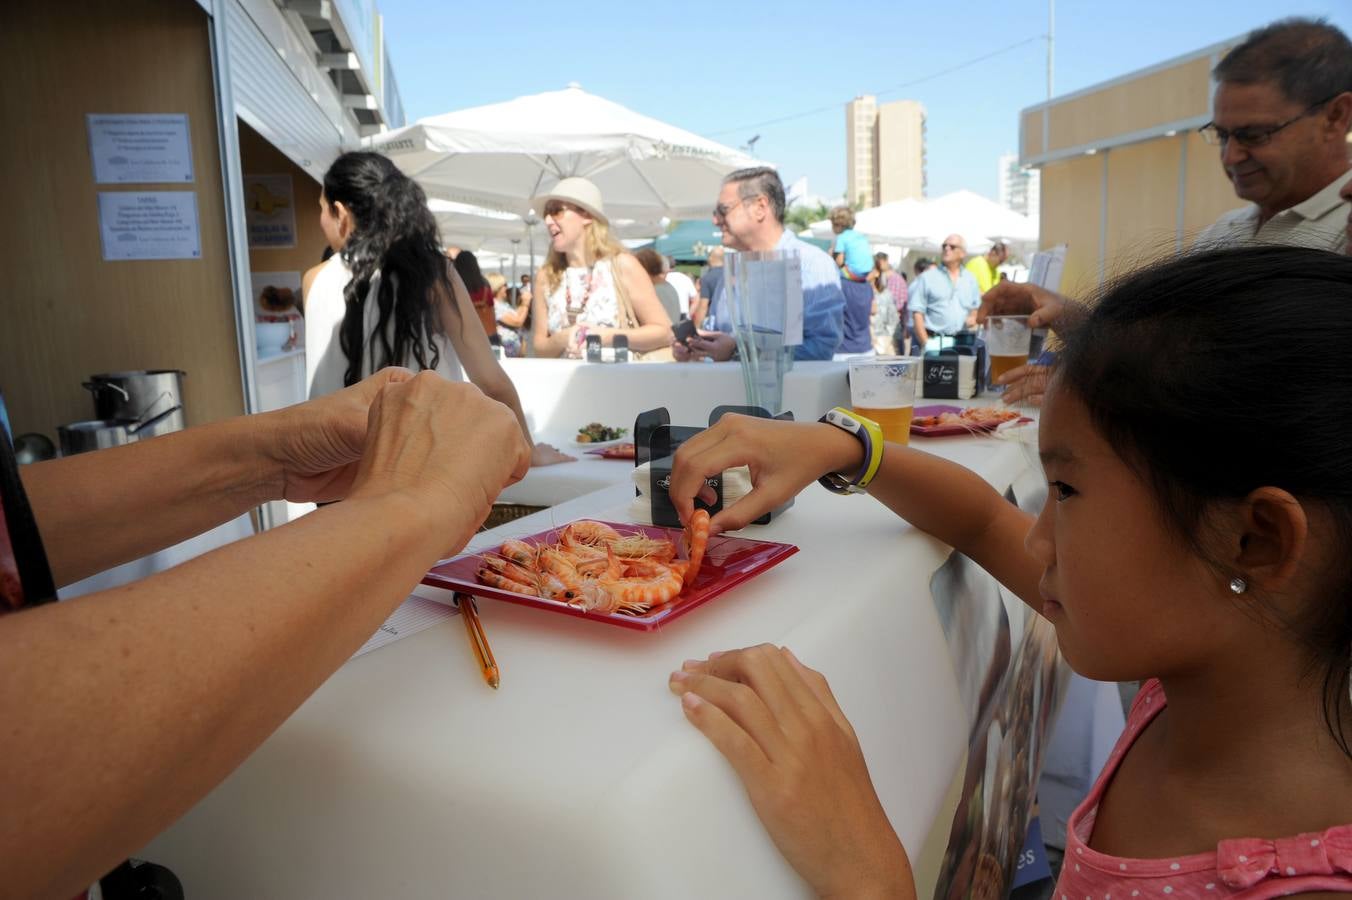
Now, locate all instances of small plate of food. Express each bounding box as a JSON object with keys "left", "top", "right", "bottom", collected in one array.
[
  {"left": 423, "top": 514, "right": 798, "bottom": 631},
  {"left": 570, "top": 422, "right": 629, "bottom": 449},
  {"left": 911, "top": 405, "right": 1029, "bottom": 437}
]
